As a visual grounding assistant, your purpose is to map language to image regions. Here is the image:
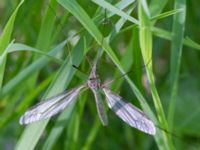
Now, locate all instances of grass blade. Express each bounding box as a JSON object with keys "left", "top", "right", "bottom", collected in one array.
[
  {"left": 35, "top": 0, "right": 57, "bottom": 50},
  {"left": 0, "top": 0, "right": 24, "bottom": 89},
  {"left": 151, "top": 9, "right": 182, "bottom": 21},
  {"left": 168, "top": 0, "right": 186, "bottom": 129},
  {"left": 1, "top": 39, "right": 67, "bottom": 96},
  {"left": 0, "top": 73, "right": 54, "bottom": 129},
  {"left": 41, "top": 36, "right": 91, "bottom": 150},
  {"left": 92, "top": 0, "right": 139, "bottom": 25},
  {"left": 6, "top": 42, "right": 62, "bottom": 63},
  {"left": 16, "top": 40, "right": 85, "bottom": 150},
  {"left": 149, "top": 0, "right": 168, "bottom": 19},
  {"left": 138, "top": 1, "right": 174, "bottom": 149}
]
